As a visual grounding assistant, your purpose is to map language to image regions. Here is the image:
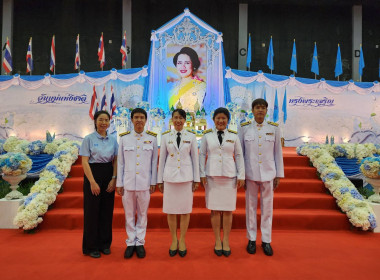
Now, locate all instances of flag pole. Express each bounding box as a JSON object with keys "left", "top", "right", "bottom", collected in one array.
[
  {"left": 53, "top": 35, "right": 56, "bottom": 75},
  {"left": 30, "top": 37, "right": 32, "bottom": 76},
  {"left": 315, "top": 74, "right": 316, "bottom": 80}
]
